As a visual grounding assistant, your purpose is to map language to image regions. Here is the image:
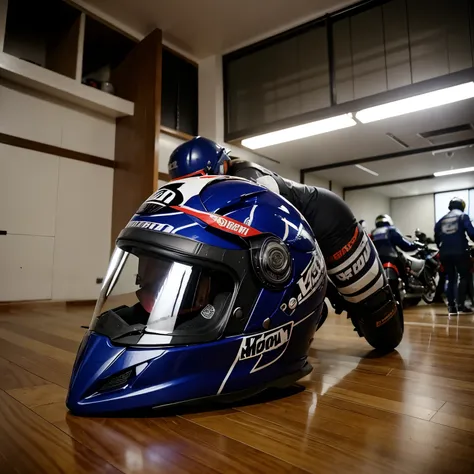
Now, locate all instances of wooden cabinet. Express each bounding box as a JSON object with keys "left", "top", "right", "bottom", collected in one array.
[
  {"left": 52, "top": 158, "right": 113, "bottom": 301},
  {"left": 0, "top": 144, "right": 59, "bottom": 237},
  {"left": 0, "top": 0, "right": 164, "bottom": 302},
  {"left": 161, "top": 48, "right": 198, "bottom": 136},
  {"left": 3, "top": 0, "right": 81, "bottom": 79},
  {"left": 0, "top": 234, "right": 54, "bottom": 301},
  {"left": 0, "top": 0, "right": 135, "bottom": 117},
  {"left": 0, "top": 145, "right": 58, "bottom": 301}
]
